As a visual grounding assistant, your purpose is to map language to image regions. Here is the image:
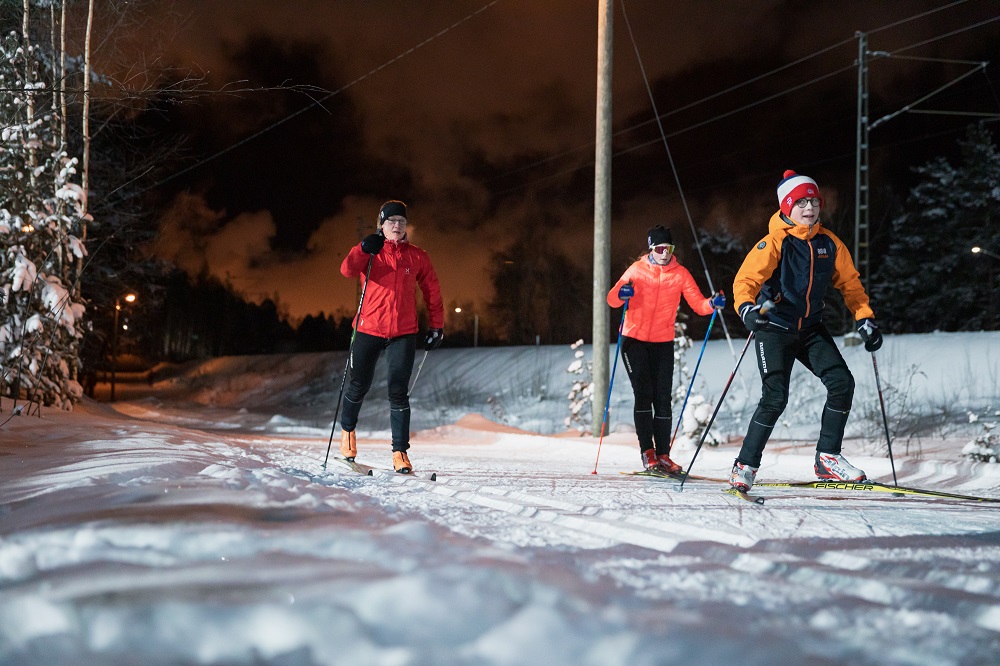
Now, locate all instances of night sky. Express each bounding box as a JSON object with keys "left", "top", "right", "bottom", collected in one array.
[{"left": 132, "top": 0, "right": 1000, "bottom": 321}]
